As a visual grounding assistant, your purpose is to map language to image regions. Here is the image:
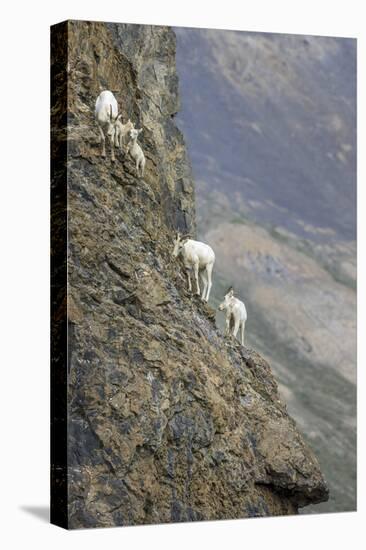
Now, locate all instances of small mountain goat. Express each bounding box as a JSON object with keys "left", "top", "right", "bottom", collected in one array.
[
  {"left": 127, "top": 128, "right": 146, "bottom": 177},
  {"left": 172, "top": 233, "right": 215, "bottom": 302},
  {"left": 114, "top": 118, "right": 134, "bottom": 152},
  {"left": 95, "top": 90, "right": 120, "bottom": 161},
  {"left": 219, "top": 288, "right": 247, "bottom": 345}
]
